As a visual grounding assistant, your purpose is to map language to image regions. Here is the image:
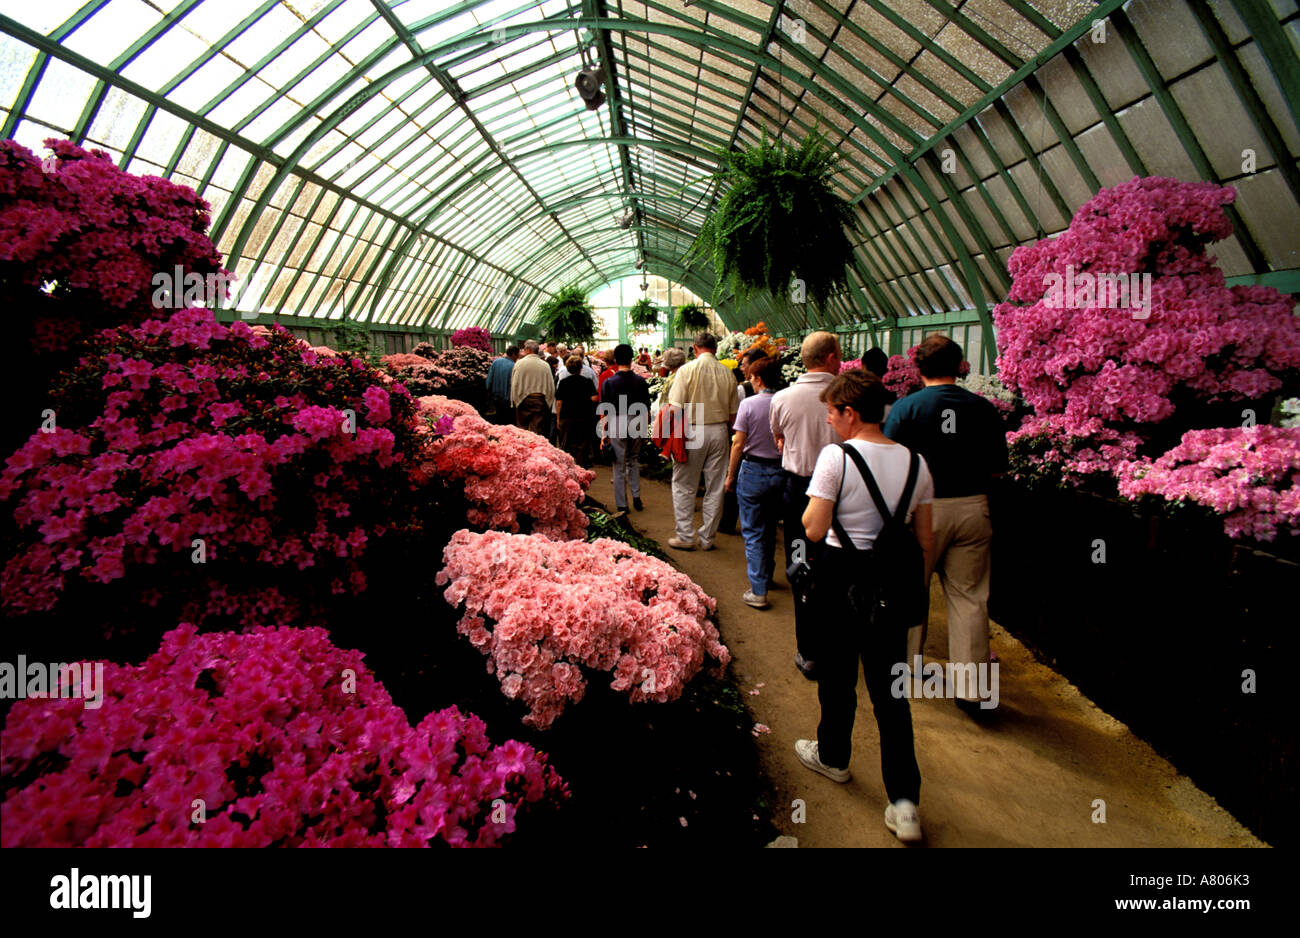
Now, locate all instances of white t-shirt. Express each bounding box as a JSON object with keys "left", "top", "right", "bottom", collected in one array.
[{"left": 806, "top": 440, "right": 934, "bottom": 549}]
